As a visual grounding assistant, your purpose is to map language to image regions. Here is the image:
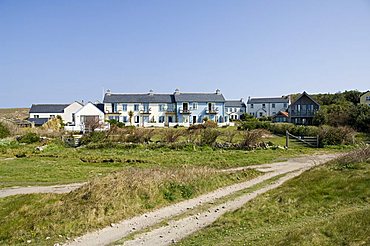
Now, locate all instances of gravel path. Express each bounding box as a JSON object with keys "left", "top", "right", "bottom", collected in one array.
[
  {"left": 65, "top": 153, "right": 339, "bottom": 246},
  {"left": 0, "top": 183, "right": 85, "bottom": 198}
]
